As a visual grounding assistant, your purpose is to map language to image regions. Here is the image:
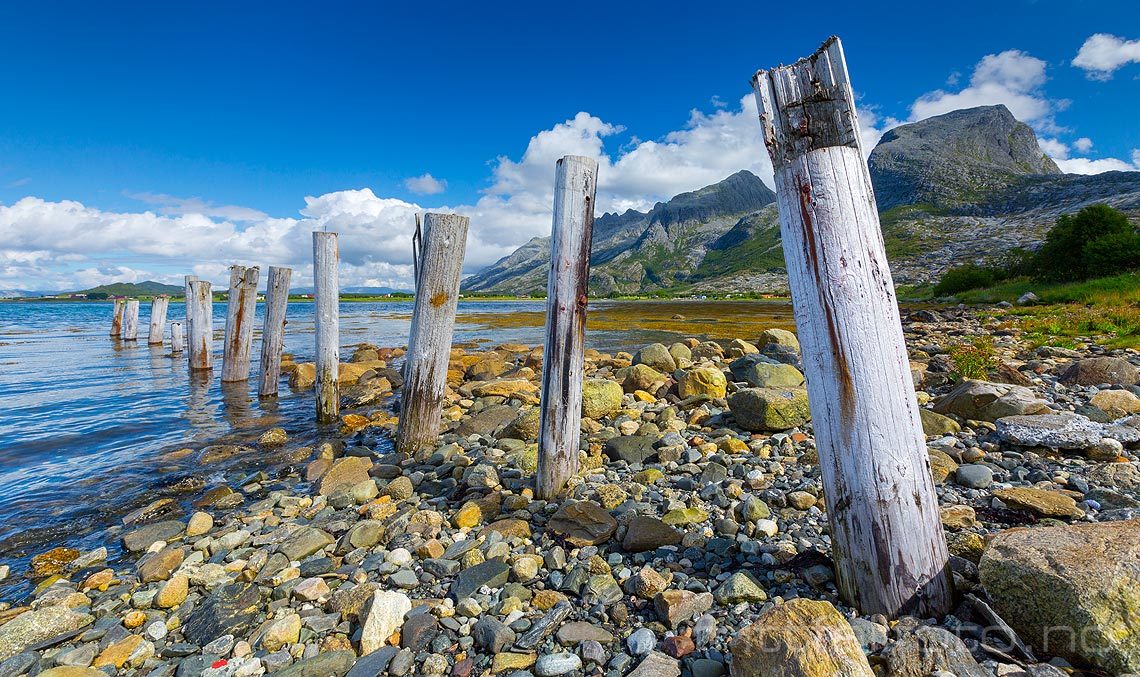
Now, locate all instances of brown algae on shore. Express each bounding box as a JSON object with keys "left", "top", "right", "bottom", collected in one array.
[{"left": 427, "top": 300, "right": 797, "bottom": 341}]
